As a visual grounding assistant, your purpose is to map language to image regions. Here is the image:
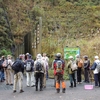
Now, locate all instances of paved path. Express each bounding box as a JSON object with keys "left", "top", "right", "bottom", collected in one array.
[{"left": 0, "top": 77, "right": 100, "bottom": 100}]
